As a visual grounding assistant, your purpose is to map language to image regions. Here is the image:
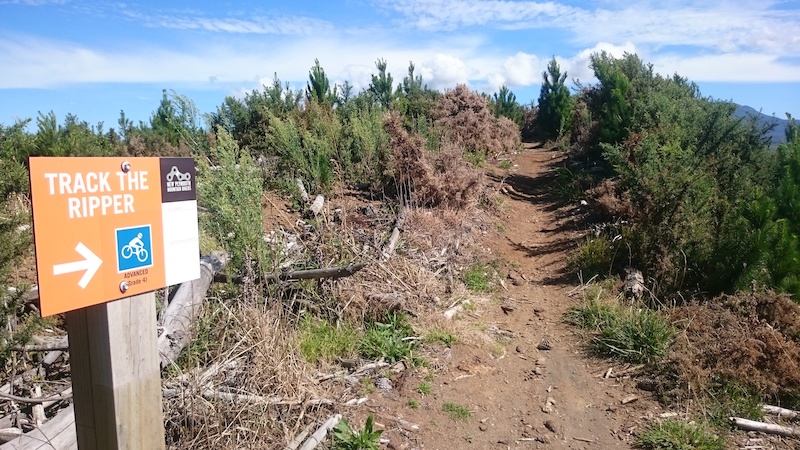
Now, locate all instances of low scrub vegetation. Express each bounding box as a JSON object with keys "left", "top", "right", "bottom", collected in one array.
[
  {"left": 3, "top": 50, "right": 800, "bottom": 448},
  {"left": 0, "top": 57, "right": 522, "bottom": 448},
  {"left": 552, "top": 51, "right": 800, "bottom": 446}
]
